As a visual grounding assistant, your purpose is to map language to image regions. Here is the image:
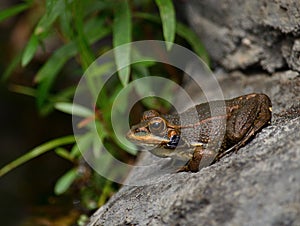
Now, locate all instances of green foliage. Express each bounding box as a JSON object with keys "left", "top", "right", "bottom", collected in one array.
[
  {"left": 0, "top": 1, "right": 32, "bottom": 22},
  {"left": 155, "top": 0, "right": 175, "bottom": 50},
  {"left": 113, "top": 0, "right": 132, "bottom": 86},
  {"left": 0, "top": 136, "right": 75, "bottom": 177},
  {"left": 55, "top": 102, "right": 94, "bottom": 118},
  {"left": 54, "top": 168, "right": 78, "bottom": 195},
  {"left": 0, "top": 0, "right": 209, "bottom": 212},
  {"left": 134, "top": 12, "right": 210, "bottom": 65}
]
